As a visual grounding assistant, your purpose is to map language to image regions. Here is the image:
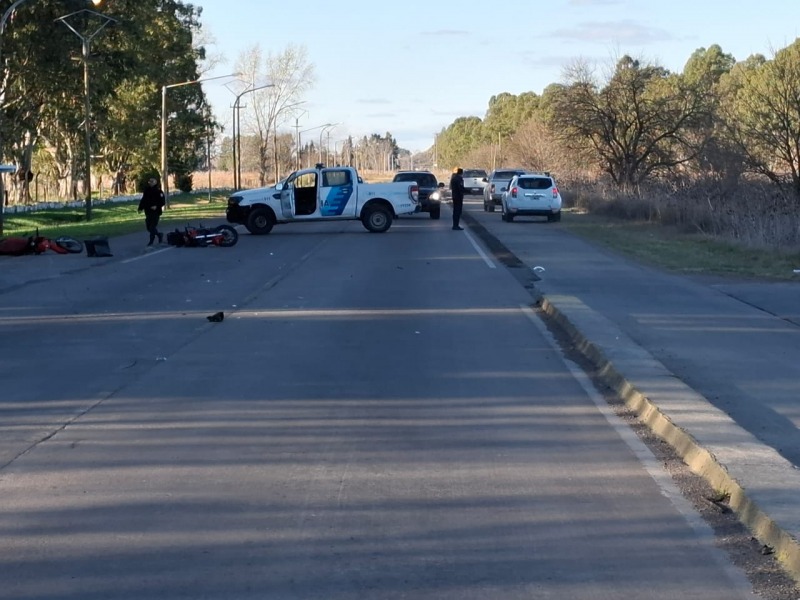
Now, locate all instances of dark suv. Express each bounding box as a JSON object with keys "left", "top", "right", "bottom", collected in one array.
[{"left": 392, "top": 171, "right": 441, "bottom": 219}]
